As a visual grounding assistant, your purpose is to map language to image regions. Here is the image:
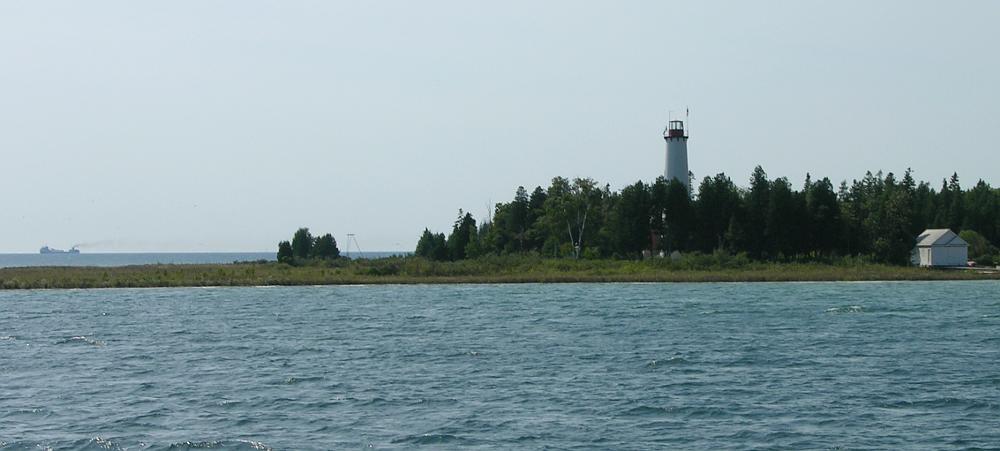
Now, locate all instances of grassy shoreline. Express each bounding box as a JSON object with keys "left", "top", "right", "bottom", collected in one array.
[{"left": 1, "top": 256, "right": 998, "bottom": 290}]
